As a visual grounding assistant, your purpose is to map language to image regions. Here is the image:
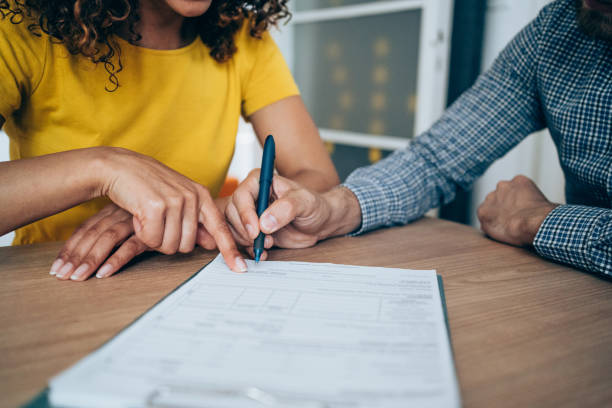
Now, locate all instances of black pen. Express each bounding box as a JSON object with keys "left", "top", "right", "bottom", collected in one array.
[{"left": 254, "top": 135, "right": 275, "bottom": 263}]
